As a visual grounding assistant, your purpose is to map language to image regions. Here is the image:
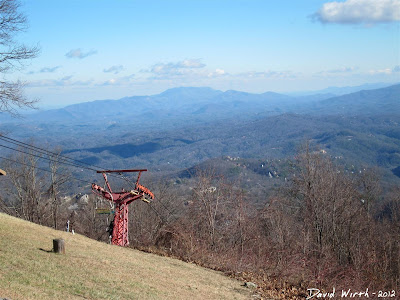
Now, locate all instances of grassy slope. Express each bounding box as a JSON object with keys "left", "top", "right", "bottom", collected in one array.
[{"left": 0, "top": 213, "right": 250, "bottom": 300}]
